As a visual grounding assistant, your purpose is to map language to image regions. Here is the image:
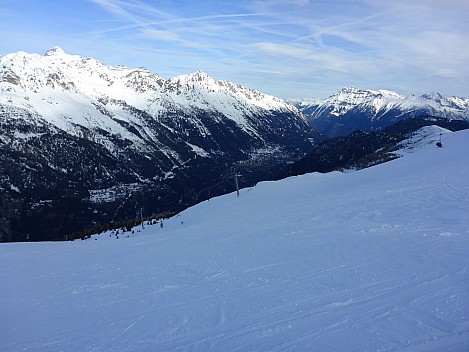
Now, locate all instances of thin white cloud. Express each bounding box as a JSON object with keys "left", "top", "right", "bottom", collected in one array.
[
  {"left": 87, "top": 0, "right": 143, "bottom": 23},
  {"left": 2, "top": 0, "right": 466, "bottom": 98},
  {"left": 66, "top": 0, "right": 469, "bottom": 98},
  {"left": 138, "top": 28, "right": 180, "bottom": 42}
]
